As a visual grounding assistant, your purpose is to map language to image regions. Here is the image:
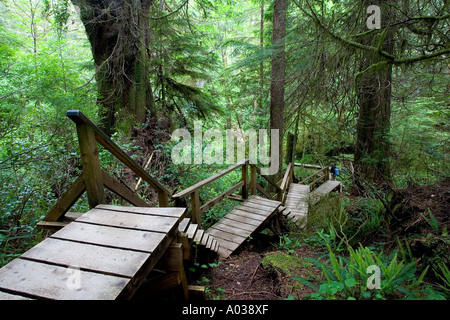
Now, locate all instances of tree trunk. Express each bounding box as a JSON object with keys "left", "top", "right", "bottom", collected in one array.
[
  {"left": 354, "top": 0, "right": 394, "bottom": 185},
  {"left": 72, "top": 0, "right": 156, "bottom": 135},
  {"left": 258, "top": 0, "right": 264, "bottom": 112},
  {"left": 270, "top": 0, "right": 287, "bottom": 179}
]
